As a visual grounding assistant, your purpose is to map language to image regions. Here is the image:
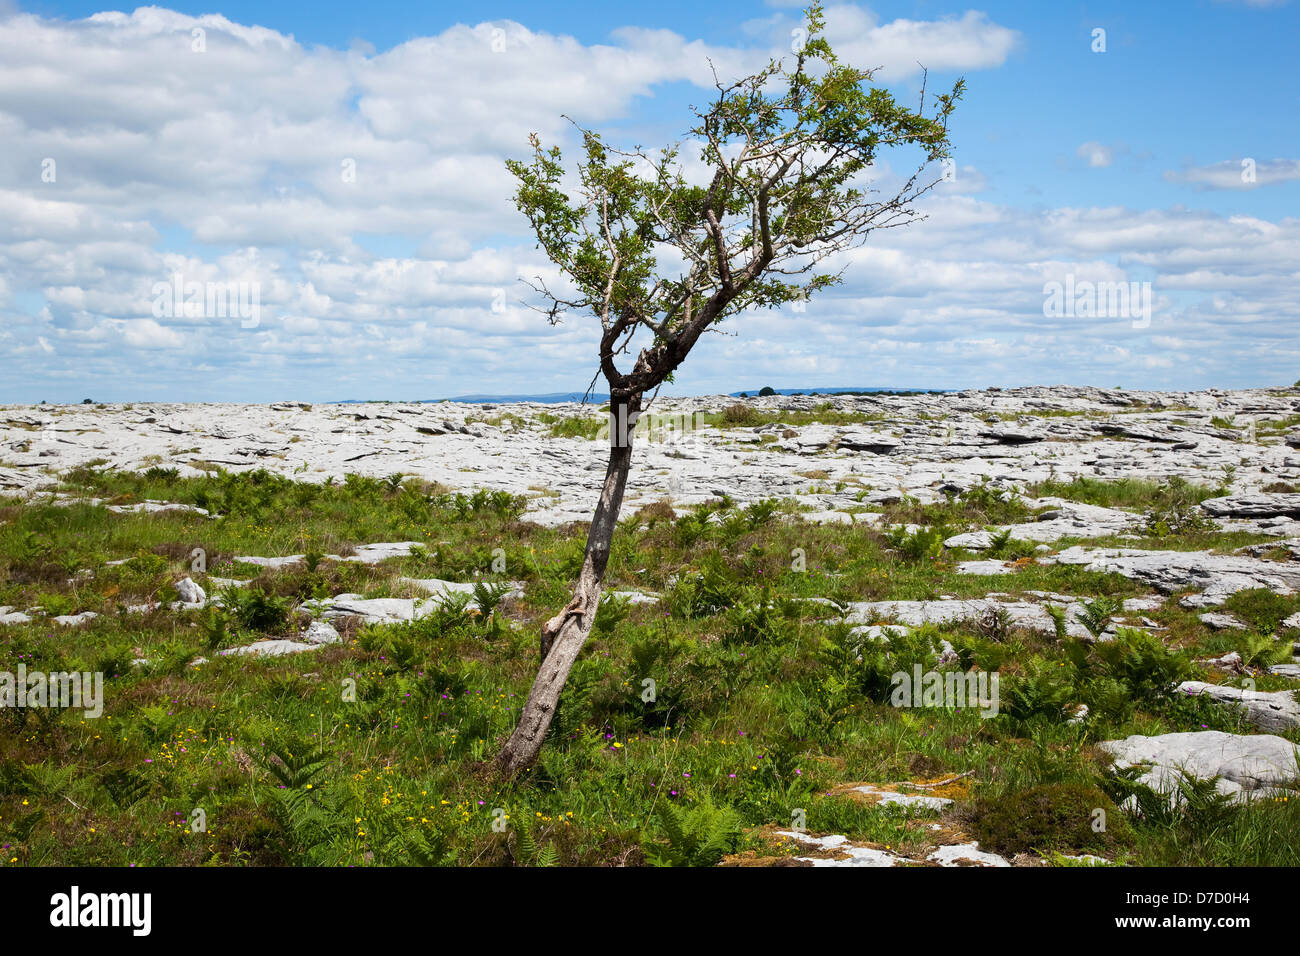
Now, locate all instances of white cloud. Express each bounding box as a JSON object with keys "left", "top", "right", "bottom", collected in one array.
[
  {"left": 1165, "top": 158, "right": 1300, "bottom": 190},
  {"left": 1076, "top": 141, "right": 1115, "bottom": 168},
  {"left": 743, "top": 5, "right": 1021, "bottom": 79}
]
